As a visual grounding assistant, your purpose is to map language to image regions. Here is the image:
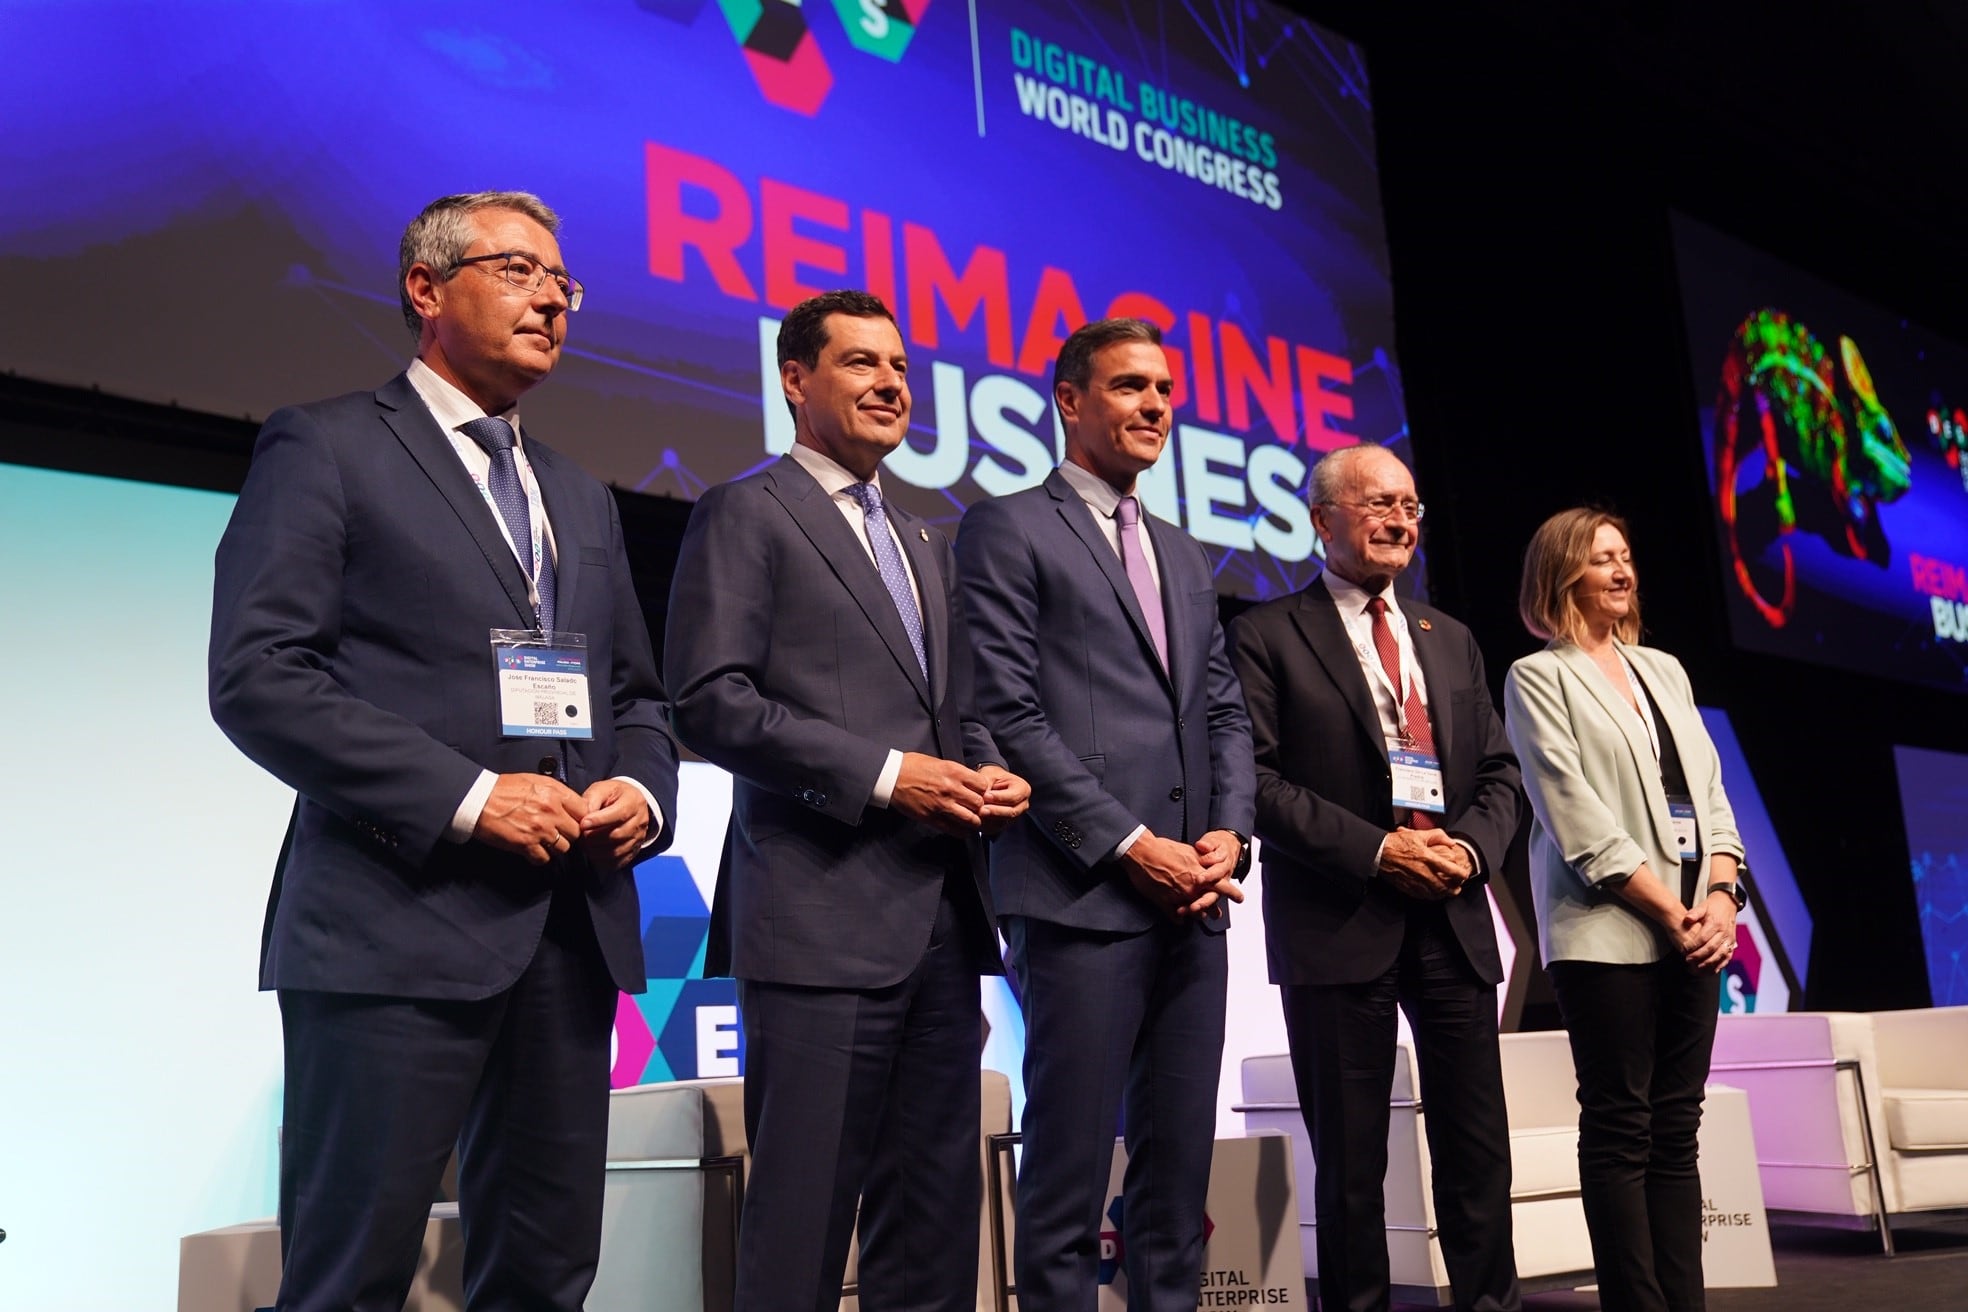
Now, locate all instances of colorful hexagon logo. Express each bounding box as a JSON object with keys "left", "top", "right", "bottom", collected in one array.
[
  {"left": 719, "top": 0, "right": 834, "bottom": 116},
  {"left": 830, "top": 0, "right": 932, "bottom": 62}
]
